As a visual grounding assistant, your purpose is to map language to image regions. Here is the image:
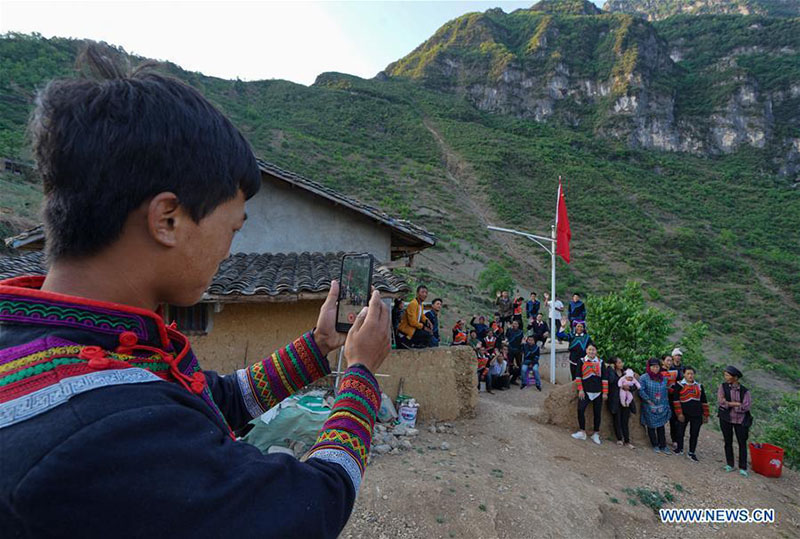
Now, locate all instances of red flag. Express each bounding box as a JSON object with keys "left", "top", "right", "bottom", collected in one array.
[{"left": 556, "top": 181, "right": 571, "bottom": 263}]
